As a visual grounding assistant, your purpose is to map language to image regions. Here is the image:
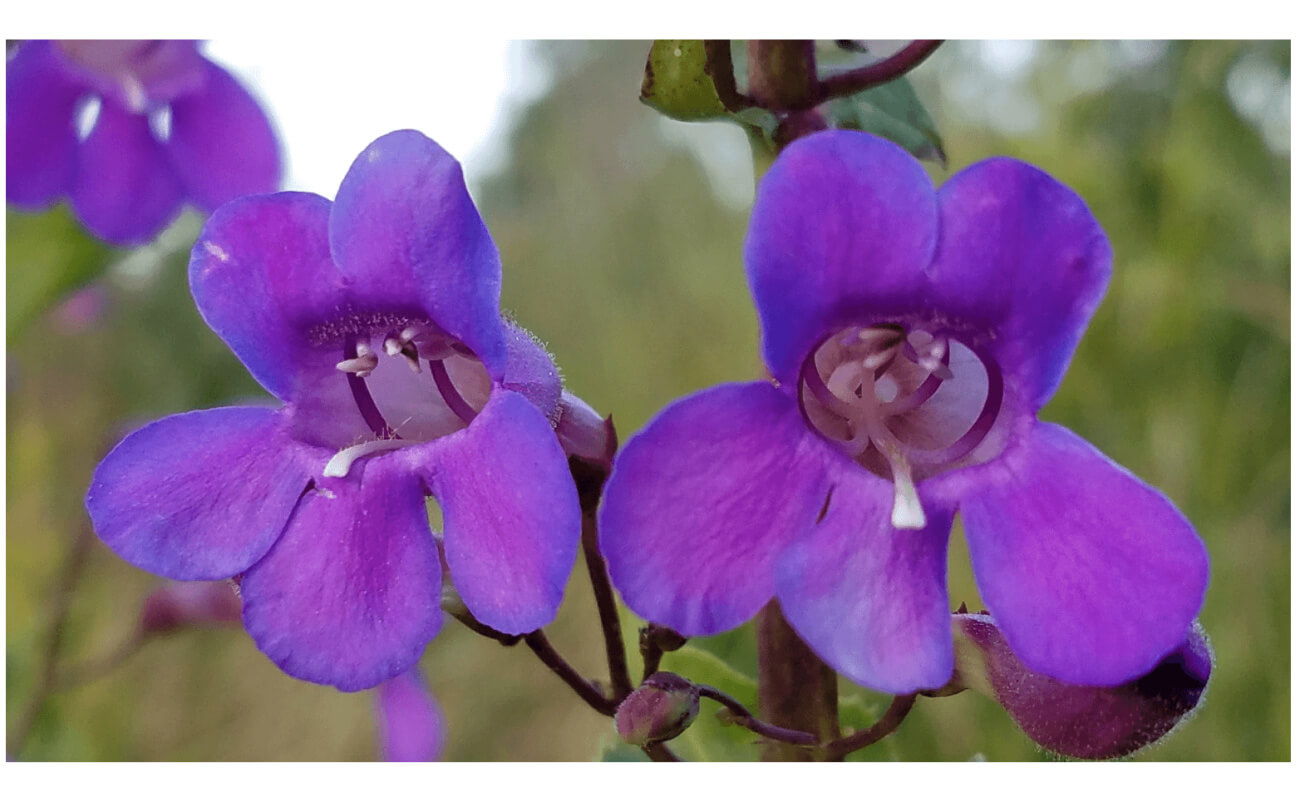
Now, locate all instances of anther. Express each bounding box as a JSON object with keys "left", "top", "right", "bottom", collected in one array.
[{"left": 335, "top": 342, "right": 378, "bottom": 377}]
